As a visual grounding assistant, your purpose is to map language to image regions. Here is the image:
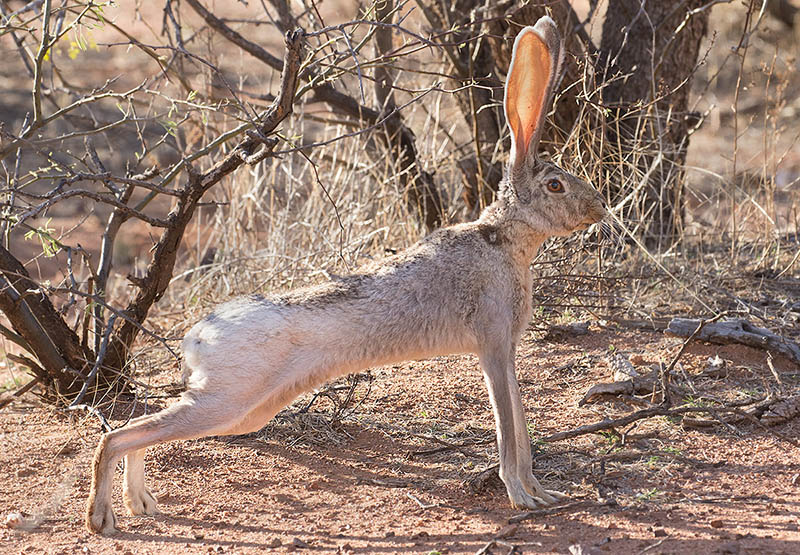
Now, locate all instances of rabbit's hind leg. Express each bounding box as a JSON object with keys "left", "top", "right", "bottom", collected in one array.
[
  {"left": 123, "top": 448, "right": 158, "bottom": 517},
  {"left": 87, "top": 391, "right": 254, "bottom": 535}
]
